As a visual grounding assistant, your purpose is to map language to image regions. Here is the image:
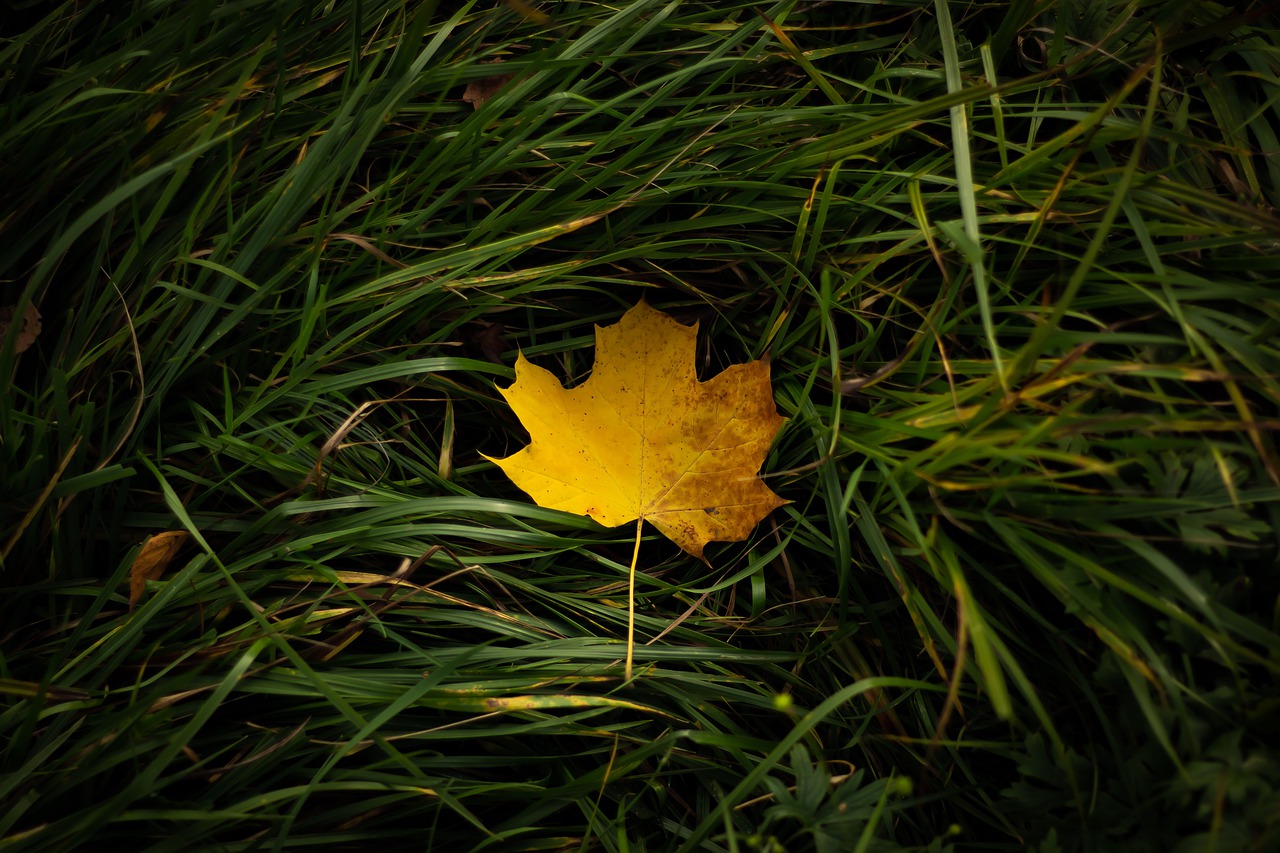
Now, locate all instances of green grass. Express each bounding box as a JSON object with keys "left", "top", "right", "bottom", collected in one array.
[{"left": 3, "top": 0, "right": 1279, "bottom": 850}]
